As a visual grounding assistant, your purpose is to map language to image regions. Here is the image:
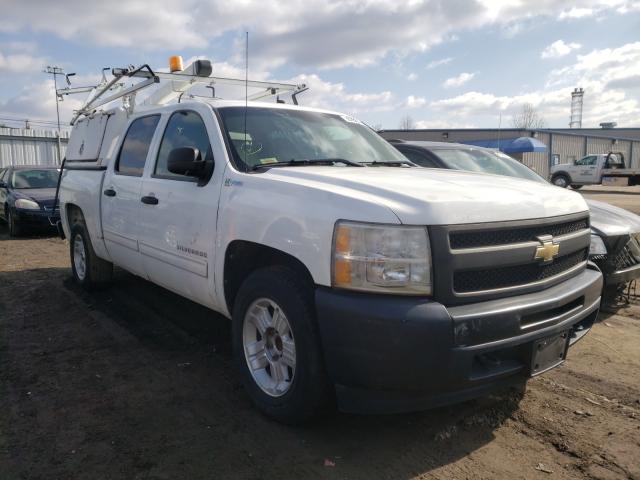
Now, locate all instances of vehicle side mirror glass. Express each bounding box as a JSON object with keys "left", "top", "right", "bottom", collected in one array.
[{"left": 168, "top": 147, "right": 206, "bottom": 177}]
